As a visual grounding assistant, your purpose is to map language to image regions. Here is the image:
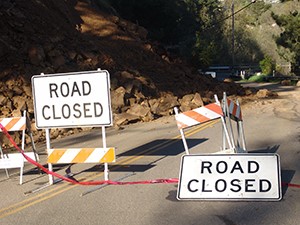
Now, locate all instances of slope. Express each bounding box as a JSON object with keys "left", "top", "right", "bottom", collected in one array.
[{"left": 0, "top": 0, "right": 244, "bottom": 145}]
